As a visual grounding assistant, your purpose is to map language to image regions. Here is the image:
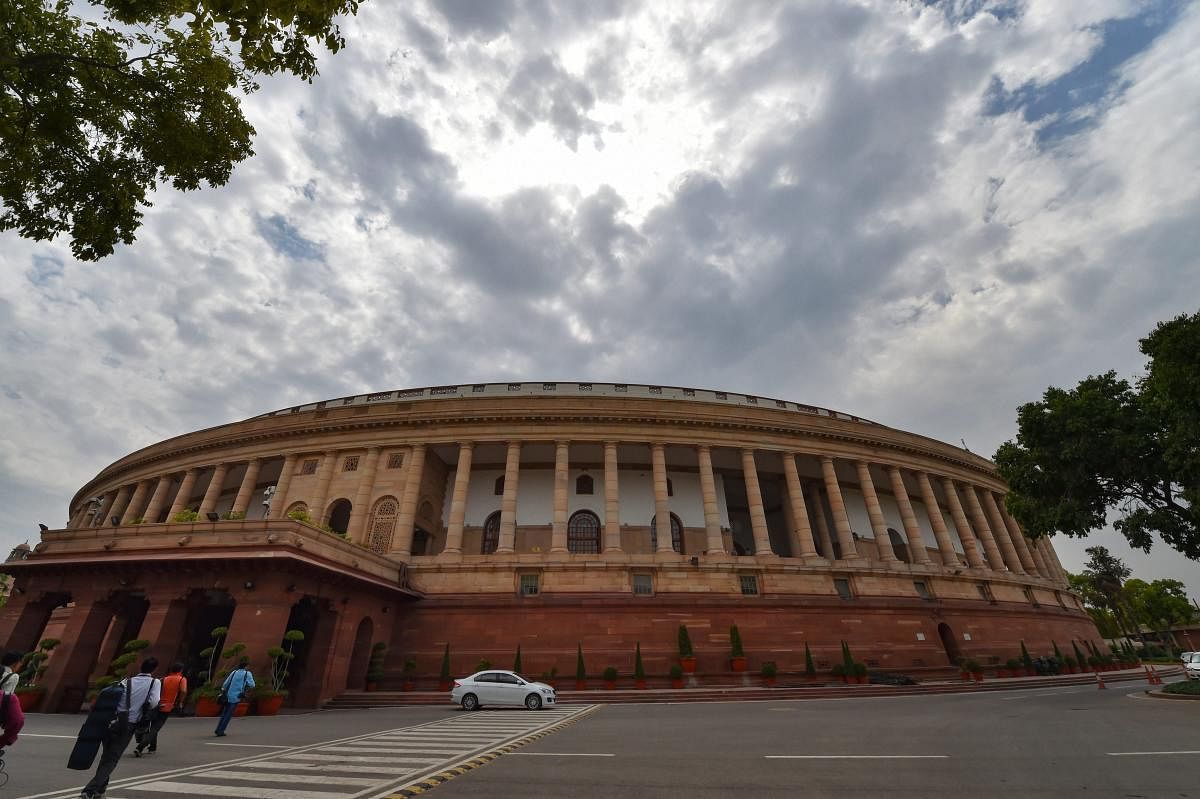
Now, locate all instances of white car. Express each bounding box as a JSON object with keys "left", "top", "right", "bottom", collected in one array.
[
  {"left": 451, "top": 670, "right": 557, "bottom": 711},
  {"left": 1181, "top": 651, "right": 1194, "bottom": 663},
  {"left": 1185, "top": 653, "right": 1200, "bottom": 681}
]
